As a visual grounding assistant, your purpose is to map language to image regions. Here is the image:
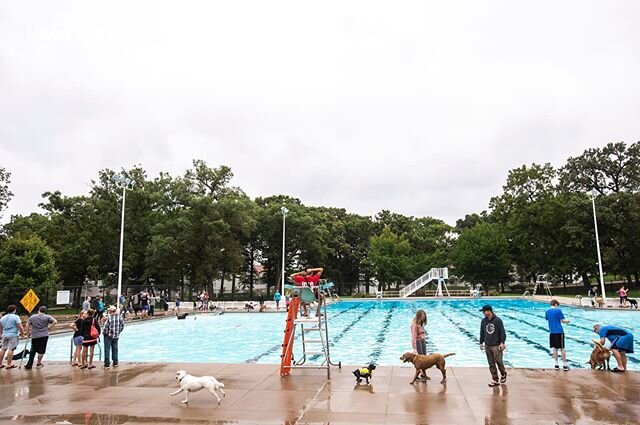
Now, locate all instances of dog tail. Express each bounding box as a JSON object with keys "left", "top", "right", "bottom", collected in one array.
[{"left": 442, "top": 353, "right": 456, "bottom": 358}]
